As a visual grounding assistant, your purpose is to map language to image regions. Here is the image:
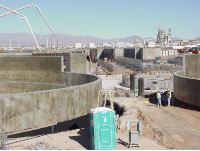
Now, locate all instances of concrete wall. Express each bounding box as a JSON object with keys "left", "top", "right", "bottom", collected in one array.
[
  {"left": 70, "top": 53, "right": 86, "bottom": 74},
  {"left": 142, "top": 48, "right": 155, "bottom": 61},
  {"left": 124, "top": 48, "right": 135, "bottom": 58},
  {"left": 0, "top": 56, "right": 64, "bottom": 84},
  {"left": 0, "top": 72, "right": 102, "bottom": 133},
  {"left": 0, "top": 82, "right": 65, "bottom": 95},
  {"left": 184, "top": 54, "right": 200, "bottom": 78},
  {"left": 114, "top": 48, "right": 124, "bottom": 59},
  {"left": 122, "top": 74, "right": 173, "bottom": 90},
  {"left": 155, "top": 48, "right": 161, "bottom": 60},
  {"left": 97, "top": 48, "right": 104, "bottom": 58},
  {"left": 32, "top": 53, "right": 86, "bottom": 74},
  {"left": 174, "top": 70, "right": 200, "bottom": 107}
]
